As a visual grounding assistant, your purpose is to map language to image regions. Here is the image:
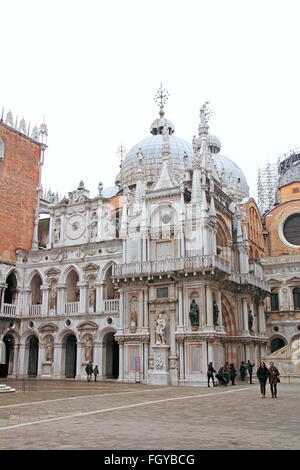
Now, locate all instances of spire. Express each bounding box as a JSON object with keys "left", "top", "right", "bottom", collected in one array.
[
  {"left": 152, "top": 121, "right": 178, "bottom": 192},
  {"left": 154, "top": 83, "right": 169, "bottom": 119}
]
